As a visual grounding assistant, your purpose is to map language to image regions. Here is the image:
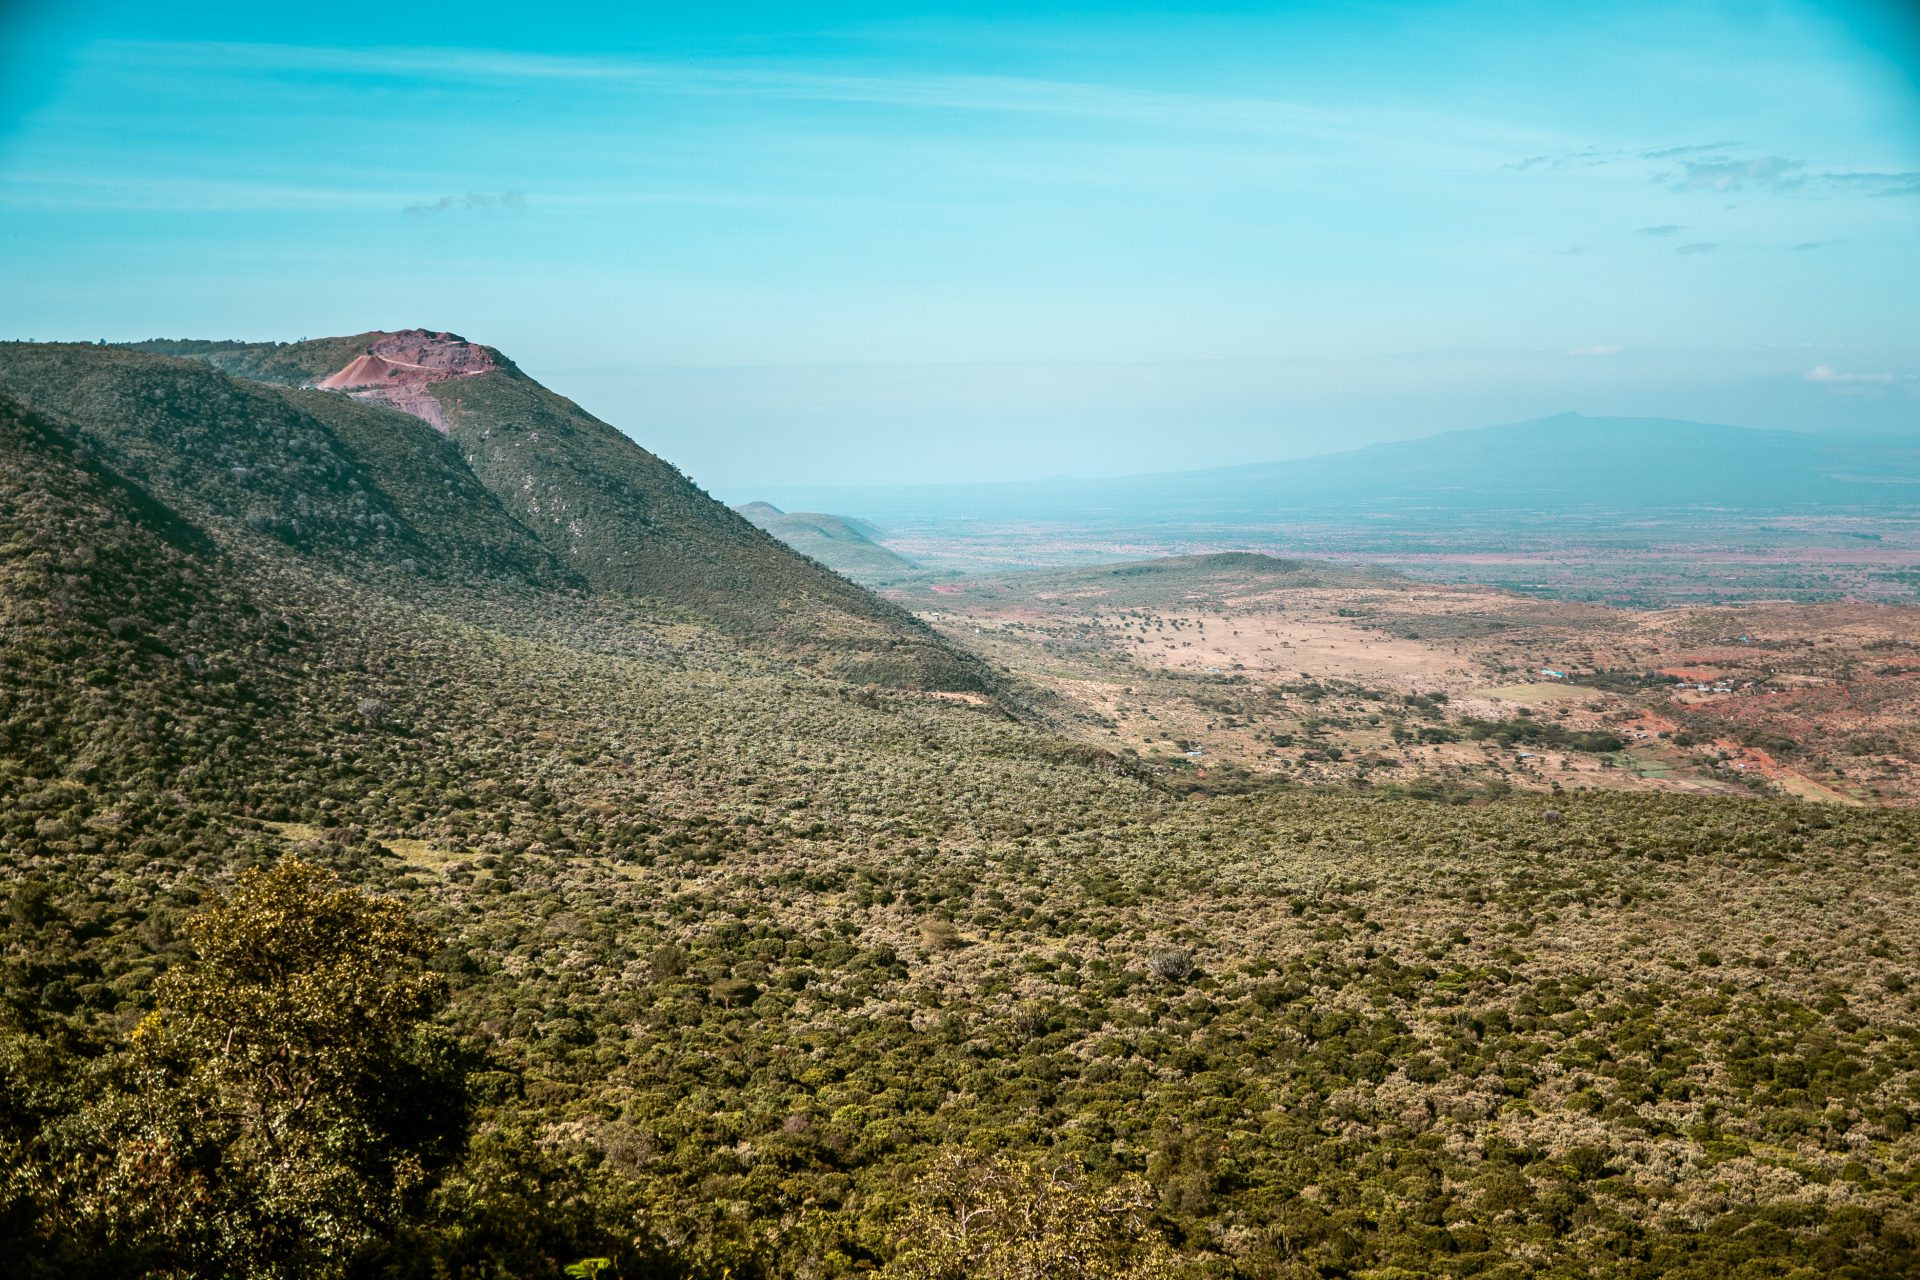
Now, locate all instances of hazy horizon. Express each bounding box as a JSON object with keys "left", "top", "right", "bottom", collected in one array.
[{"left": 3, "top": 0, "right": 1917, "bottom": 489}]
